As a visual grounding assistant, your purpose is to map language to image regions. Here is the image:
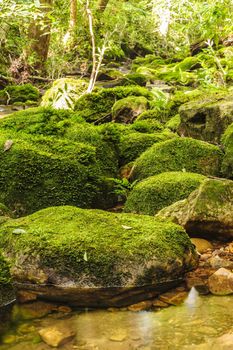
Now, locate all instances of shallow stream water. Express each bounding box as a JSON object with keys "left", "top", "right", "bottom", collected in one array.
[{"left": 0, "top": 289, "right": 232, "bottom": 350}]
